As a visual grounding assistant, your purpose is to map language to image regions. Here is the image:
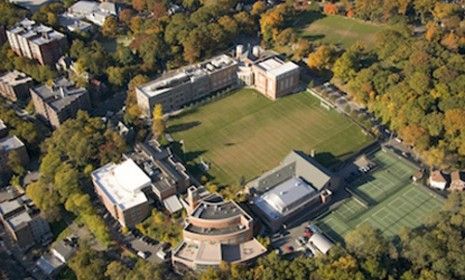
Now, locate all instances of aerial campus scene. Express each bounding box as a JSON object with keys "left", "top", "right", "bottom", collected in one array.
[{"left": 0, "top": 0, "right": 464, "bottom": 279}]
